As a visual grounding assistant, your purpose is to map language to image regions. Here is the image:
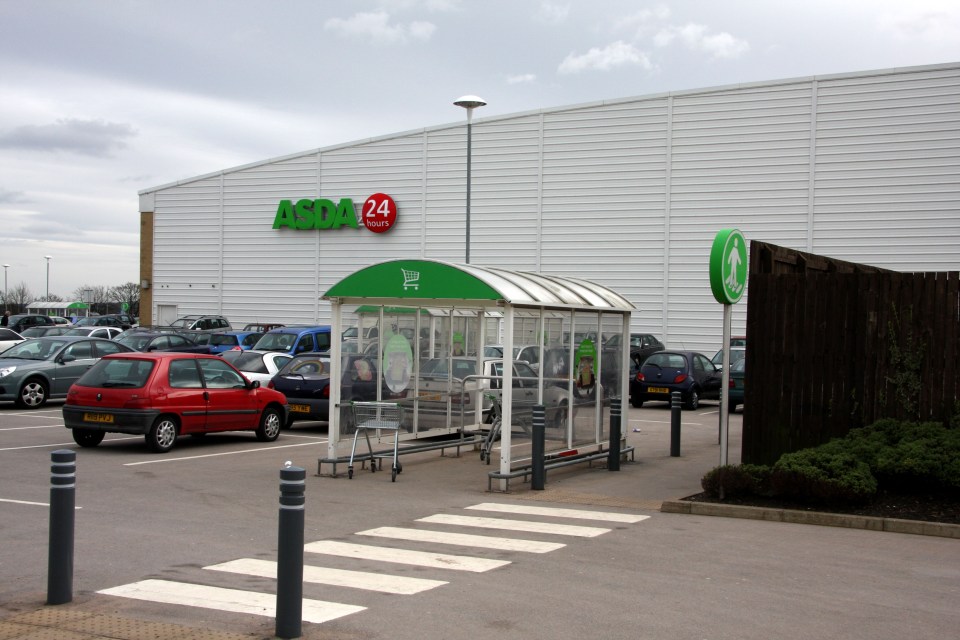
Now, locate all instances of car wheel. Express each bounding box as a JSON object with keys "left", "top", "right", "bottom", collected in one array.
[
  {"left": 684, "top": 388, "right": 700, "bottom": 410},
  {"left": 630, "top": 393, "right": 643, "bottom": 409},
  {"left": 340, "top": 404, "right": 357, "bottom": 434},
  {"left": 17, "top": 378, "right": 48, "bottom": 409},
  {"left": 72, "top": 428, "right": 105, "bottom": 448},
  {"left": 256, "top": 407, "right": 282, "bottom": 442},
  {"left": 551, "top": 402, "right": 568, "bottom": 430},
  {"left": 146, "top": 416, "right": 178, "bottom": 453}
]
